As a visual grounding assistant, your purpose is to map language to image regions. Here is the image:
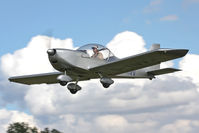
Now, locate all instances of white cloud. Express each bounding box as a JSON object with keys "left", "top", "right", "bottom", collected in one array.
[
  {"left": 95, "top": 115, "right": 128, "bottom": 133},
  {"left": 177, "top": 54, "right": 199, "bottom": 92},
  {"left": 0, "top": 35, "right": 73, "bottom": 77},
  {"left": 160, "top": 15, "right": 179, "bottom": 21},
  {"left": 0, "top": 109, "right": 37, "bottom": 133},
  {"left": 0, "top": 31, "right": 199, "bottom": 133},
  {"left": 161, "top": 61, "right": 174, "bottom": 68},
  {"left": 178, "top": 54, "right": 199, "bottom": 83},
  {"left": 25, "top": 84, "right": 59, "bottom": 116},
  {"left": 107, "top": 31, "right": 146, "bottom": 58},
  {"left": 160, "top": 119, "right": 199, "bottom": 133}
]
